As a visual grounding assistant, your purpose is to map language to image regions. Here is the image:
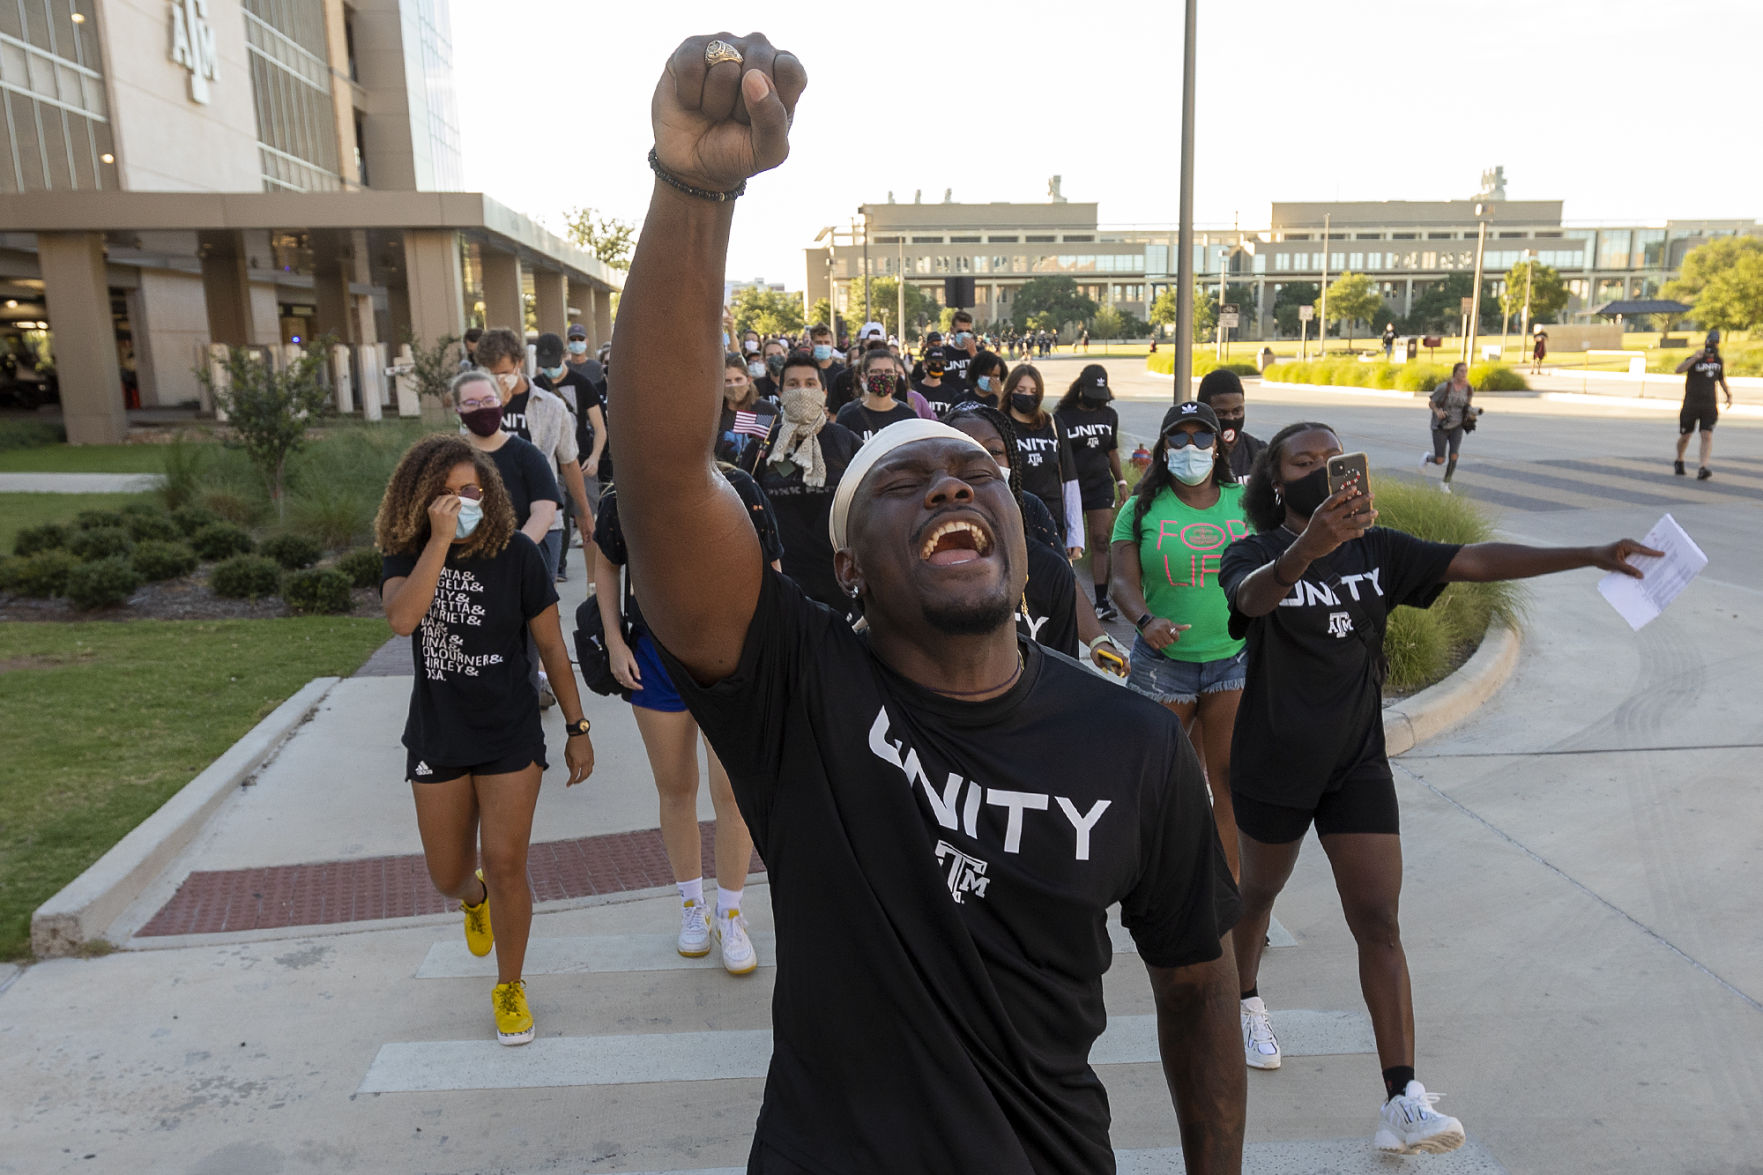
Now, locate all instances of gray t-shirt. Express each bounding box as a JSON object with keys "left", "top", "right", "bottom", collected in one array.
[{"left": 1430, "top": 381, "right": 1472, "bottom": 430}]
